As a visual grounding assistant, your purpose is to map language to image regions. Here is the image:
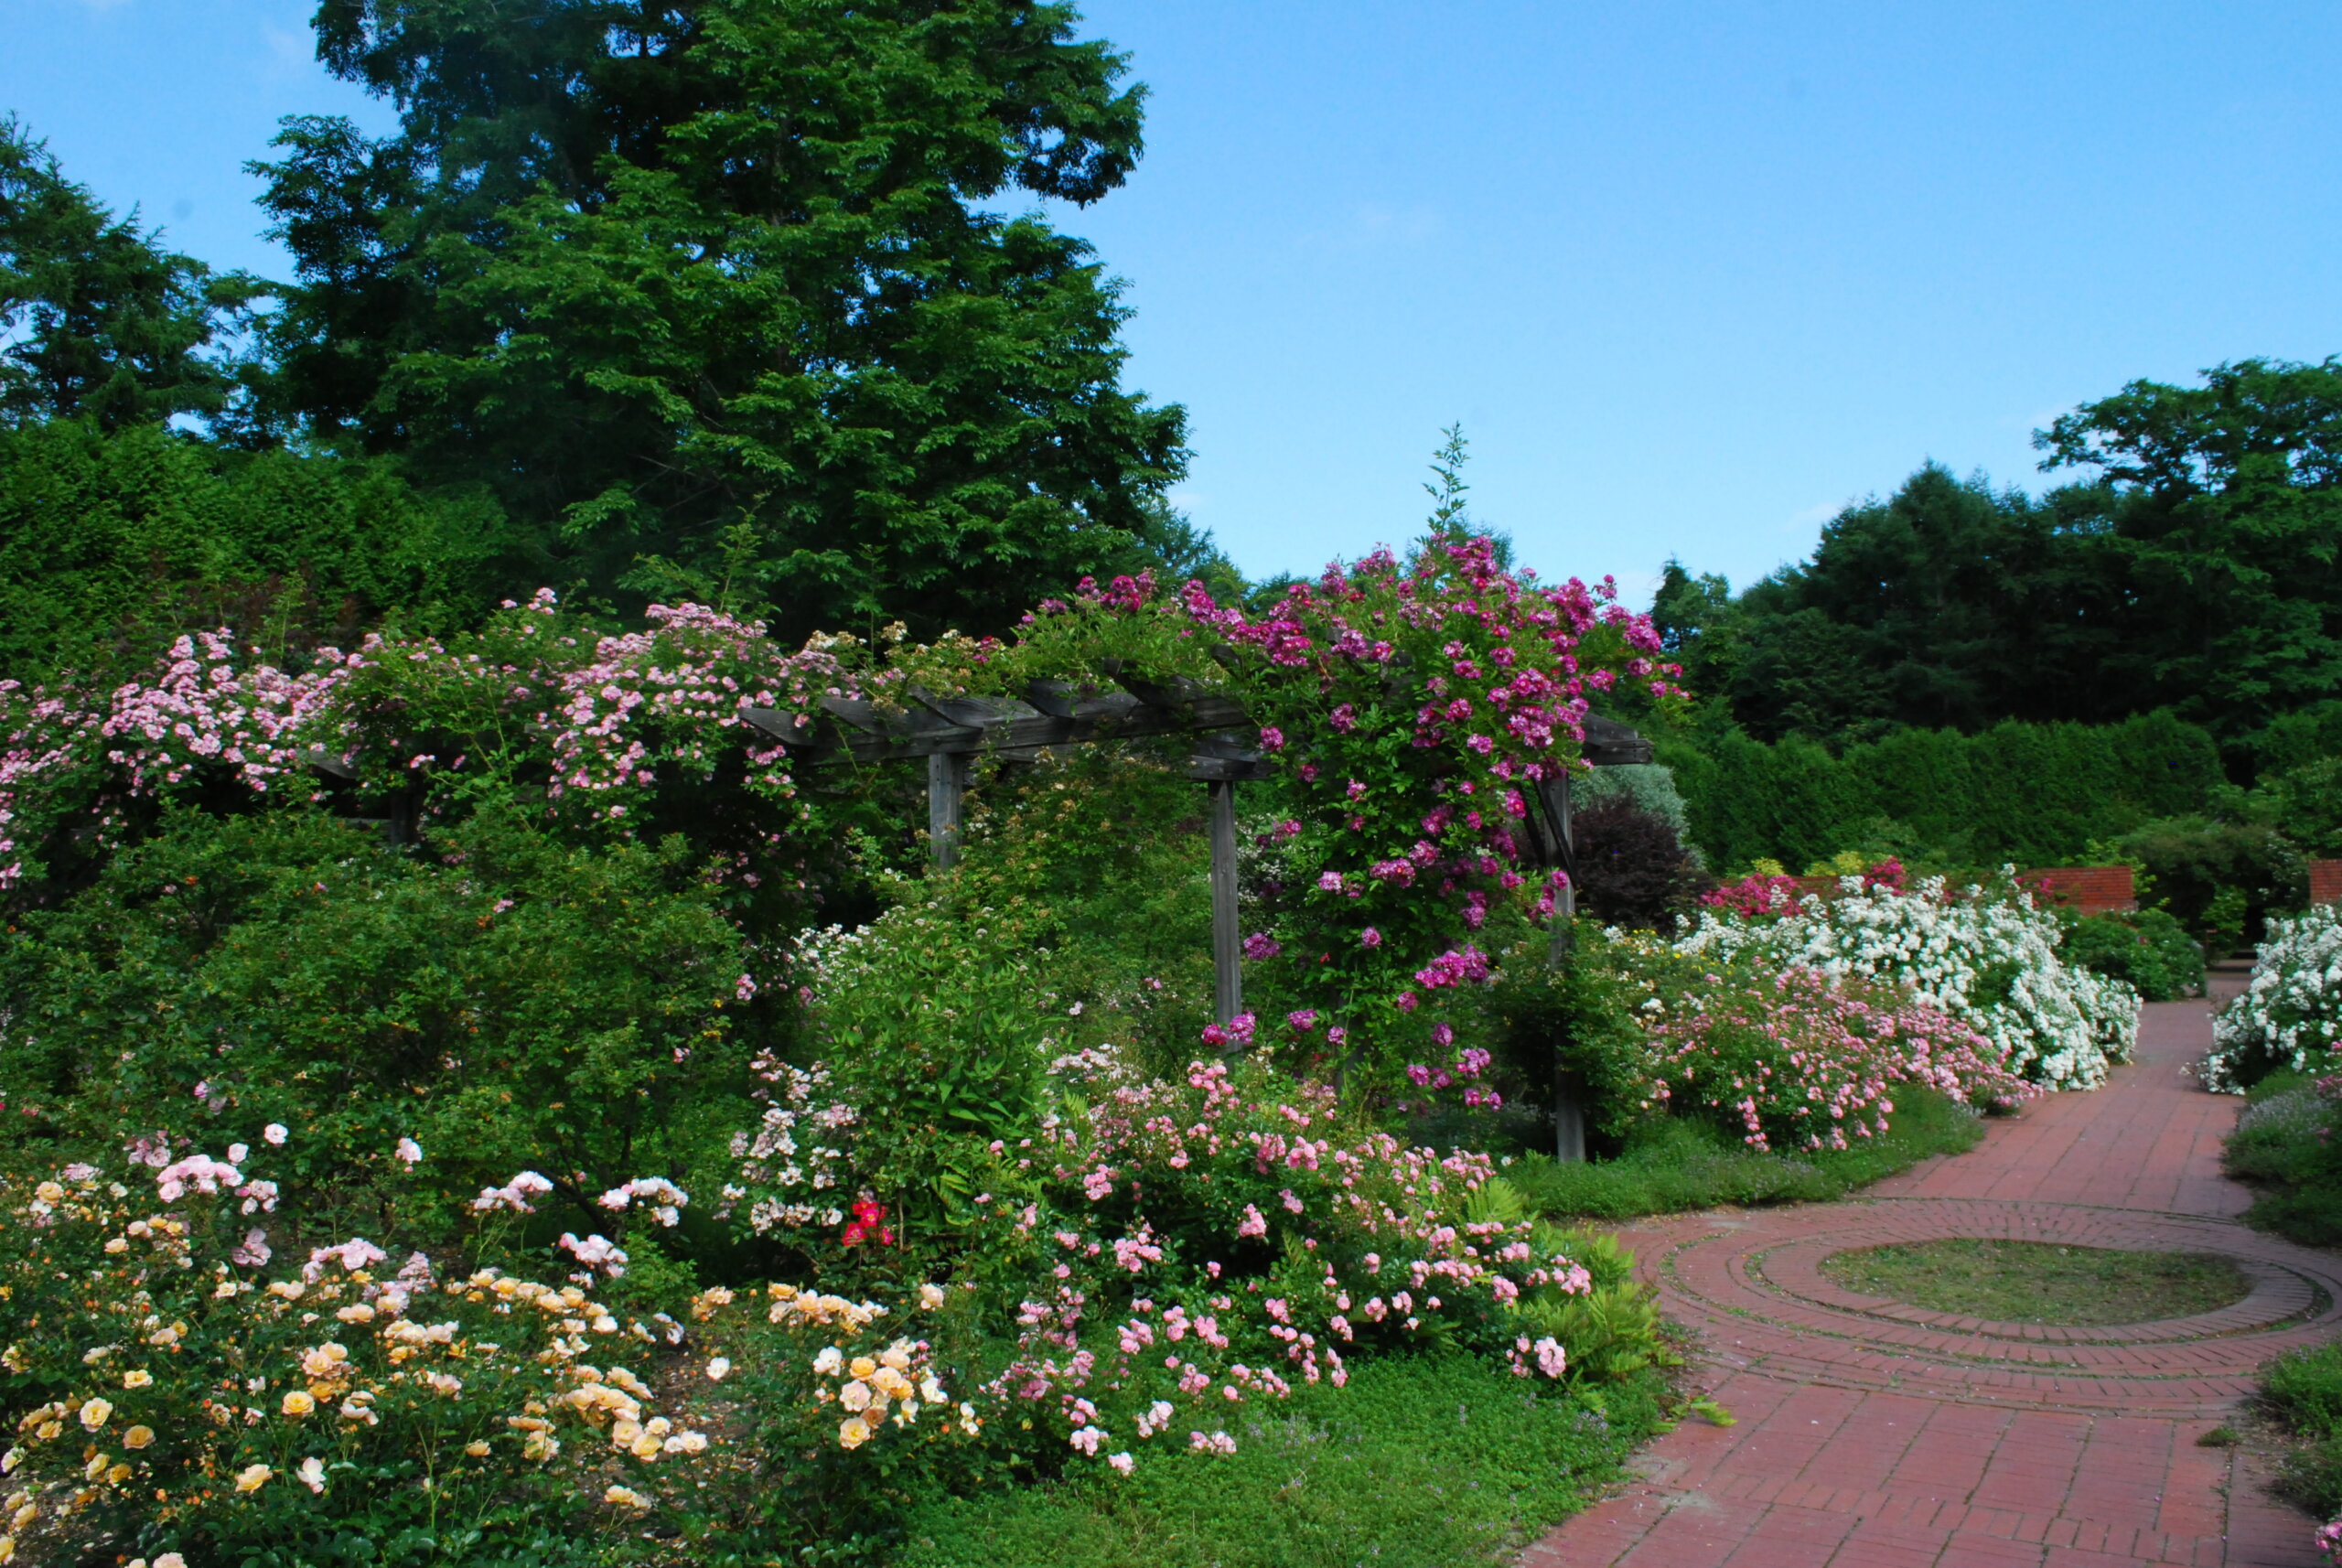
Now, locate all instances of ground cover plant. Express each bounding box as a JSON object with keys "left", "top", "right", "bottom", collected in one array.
[
  {"left": 2259, "top": 1342, "right": 2342, "bottom": 1563},
  {"left": 1816, "top": 1239, "right": 2250, "bottom": 1326}
]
